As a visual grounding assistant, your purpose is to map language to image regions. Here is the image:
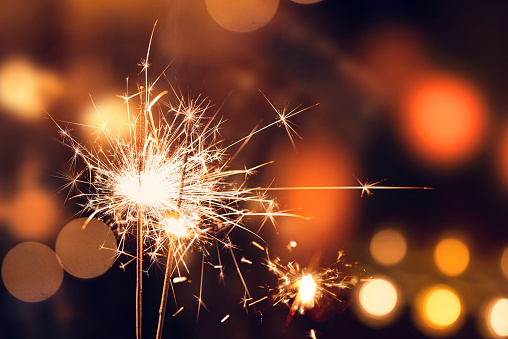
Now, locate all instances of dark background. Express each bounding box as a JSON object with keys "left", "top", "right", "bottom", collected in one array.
[{"left": 1, "top": 0, "right": 508, "bottom": 338}]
